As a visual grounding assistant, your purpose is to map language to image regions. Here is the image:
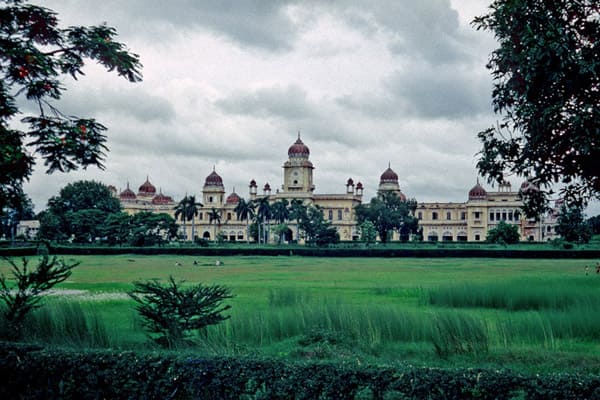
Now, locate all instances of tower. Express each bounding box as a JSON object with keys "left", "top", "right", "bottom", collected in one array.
[{"left": 282, "top": 133, "right": 315, "bottom": 193}]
